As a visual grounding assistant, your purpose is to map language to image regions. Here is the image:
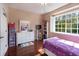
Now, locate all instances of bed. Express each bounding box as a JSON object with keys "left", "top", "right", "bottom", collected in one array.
[{"left": 43, "top": 37, "right": 79, "bottom": 56}]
